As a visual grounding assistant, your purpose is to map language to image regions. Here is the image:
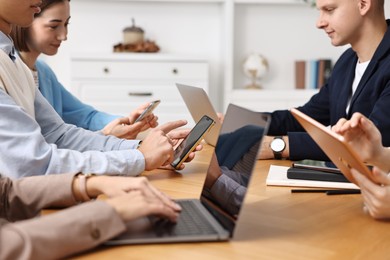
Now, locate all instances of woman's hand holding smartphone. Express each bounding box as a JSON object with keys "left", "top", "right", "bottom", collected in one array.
[{"left": 134, "top": 100, "right": 160, "bottom": 123}]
